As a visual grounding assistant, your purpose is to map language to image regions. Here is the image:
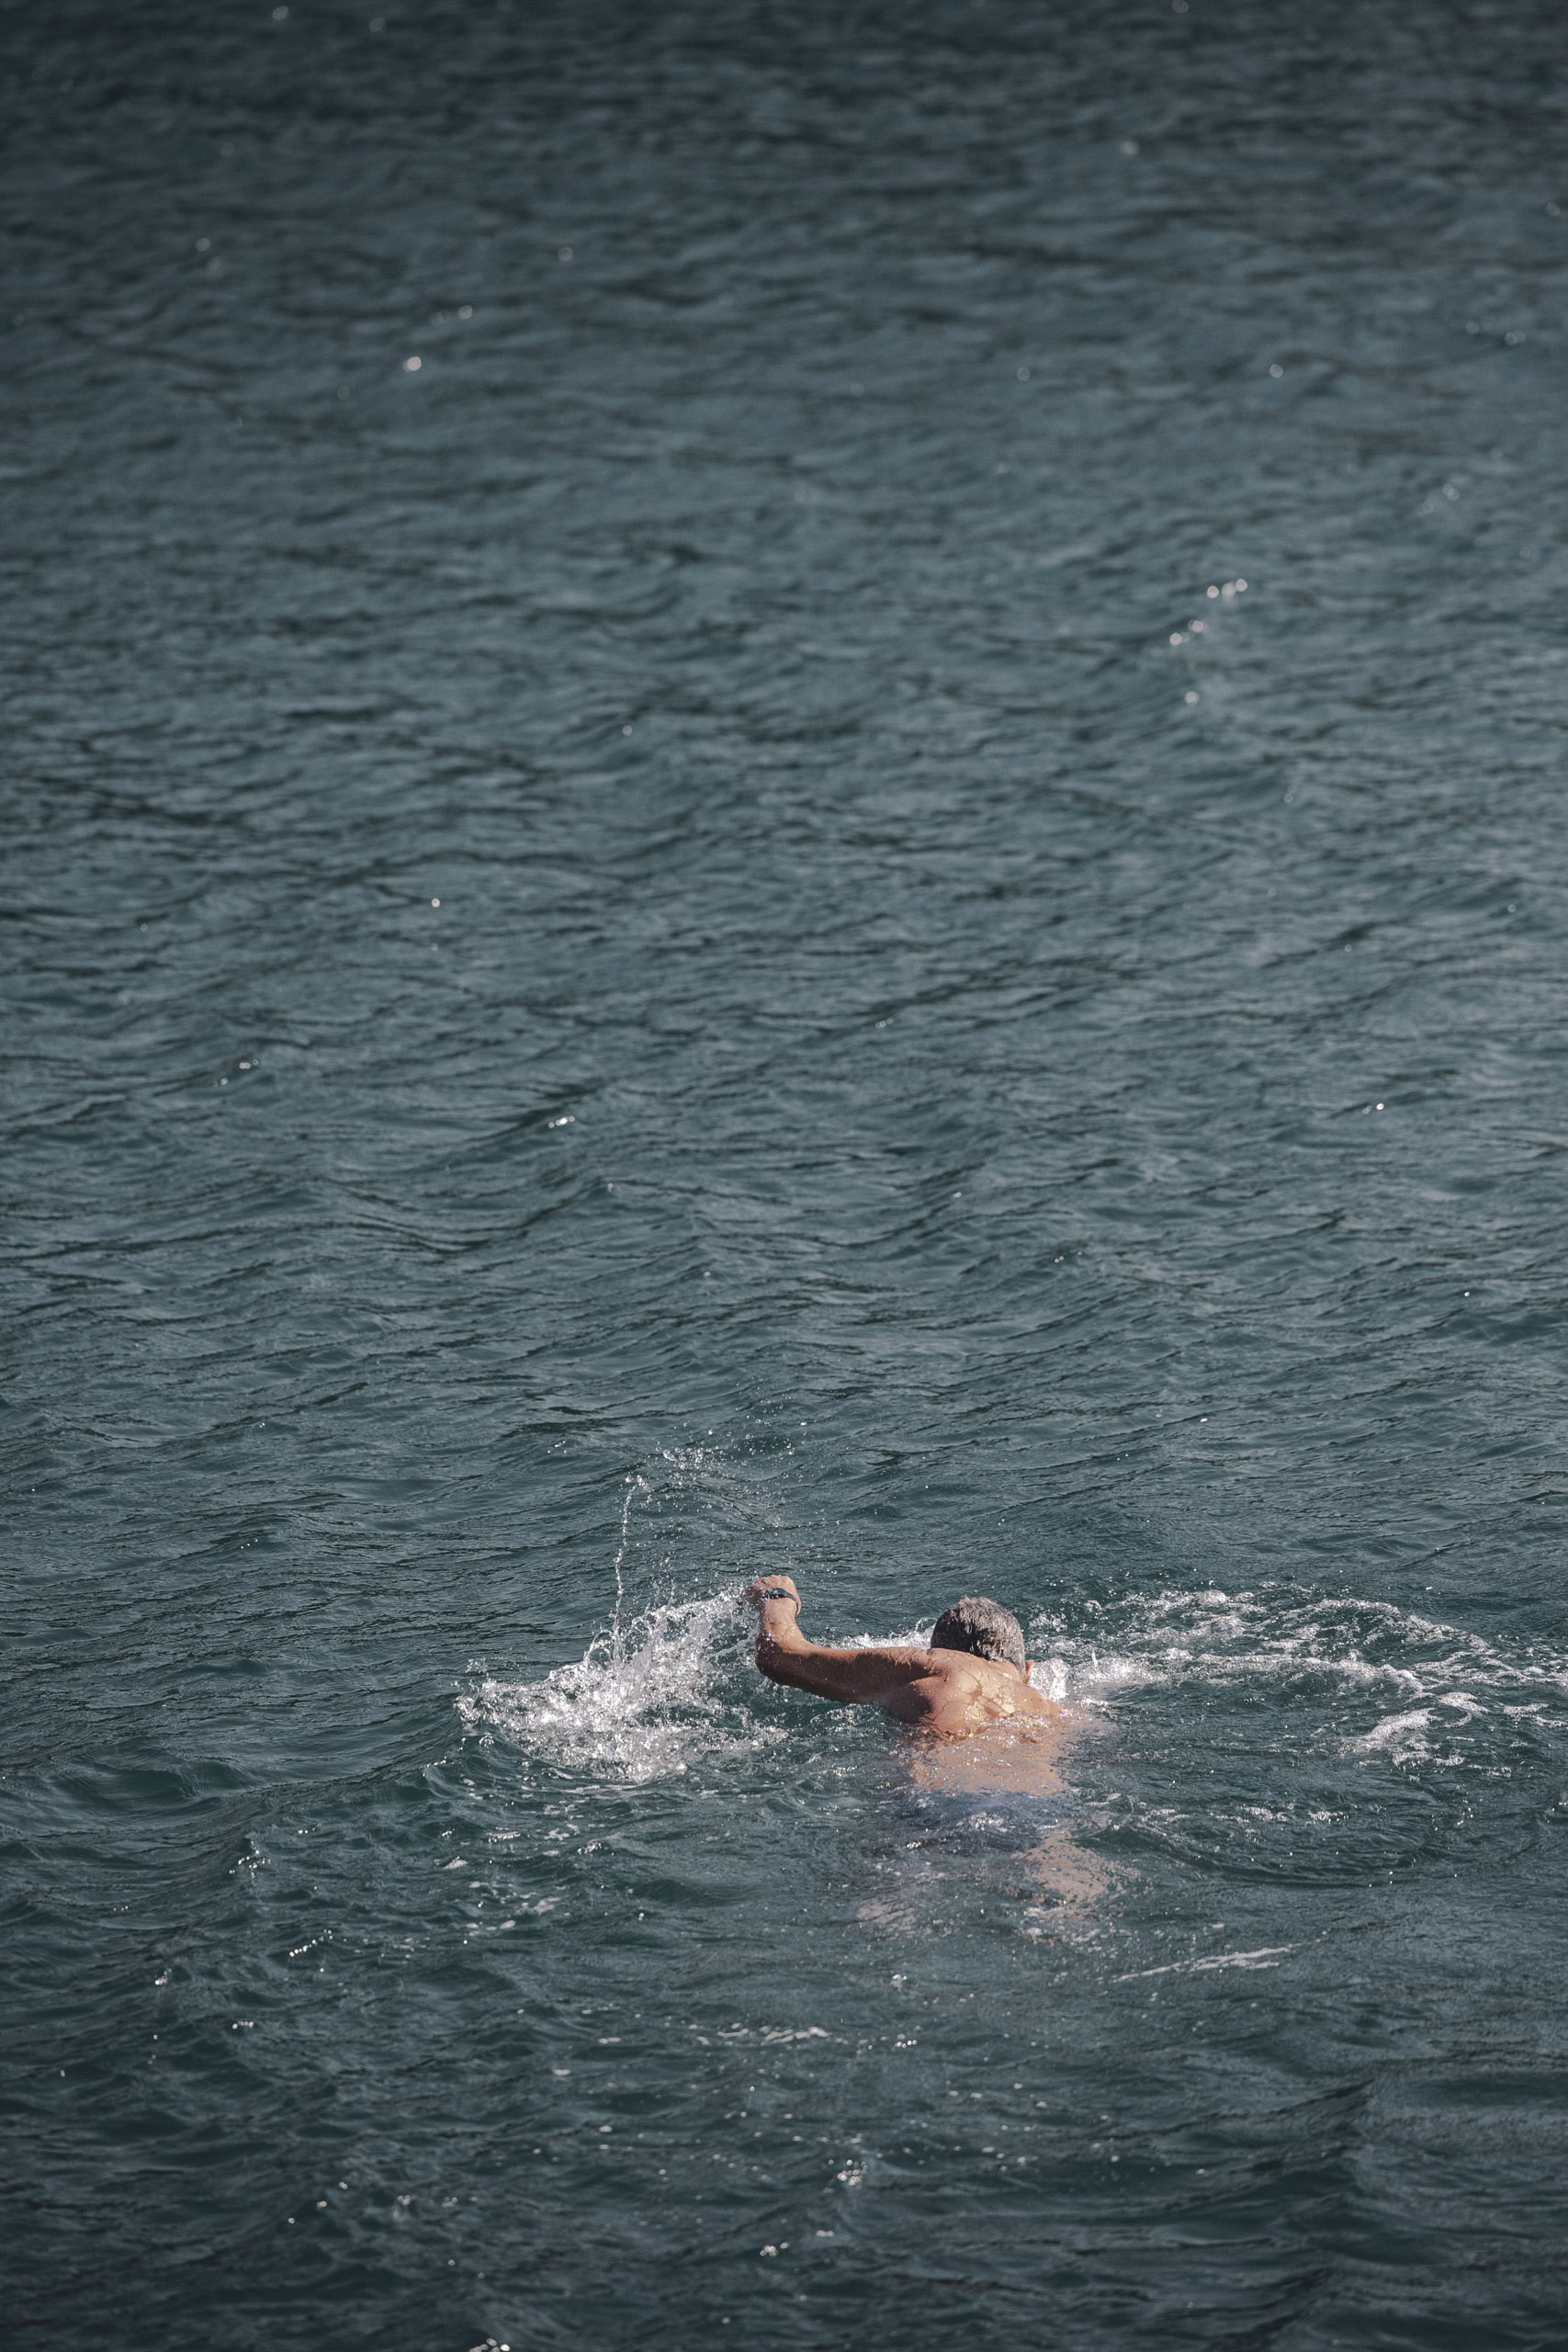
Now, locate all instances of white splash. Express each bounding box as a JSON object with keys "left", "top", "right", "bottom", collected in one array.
[{"left": 461, "top": 1589, "right": 781, "bottom": 1785}]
